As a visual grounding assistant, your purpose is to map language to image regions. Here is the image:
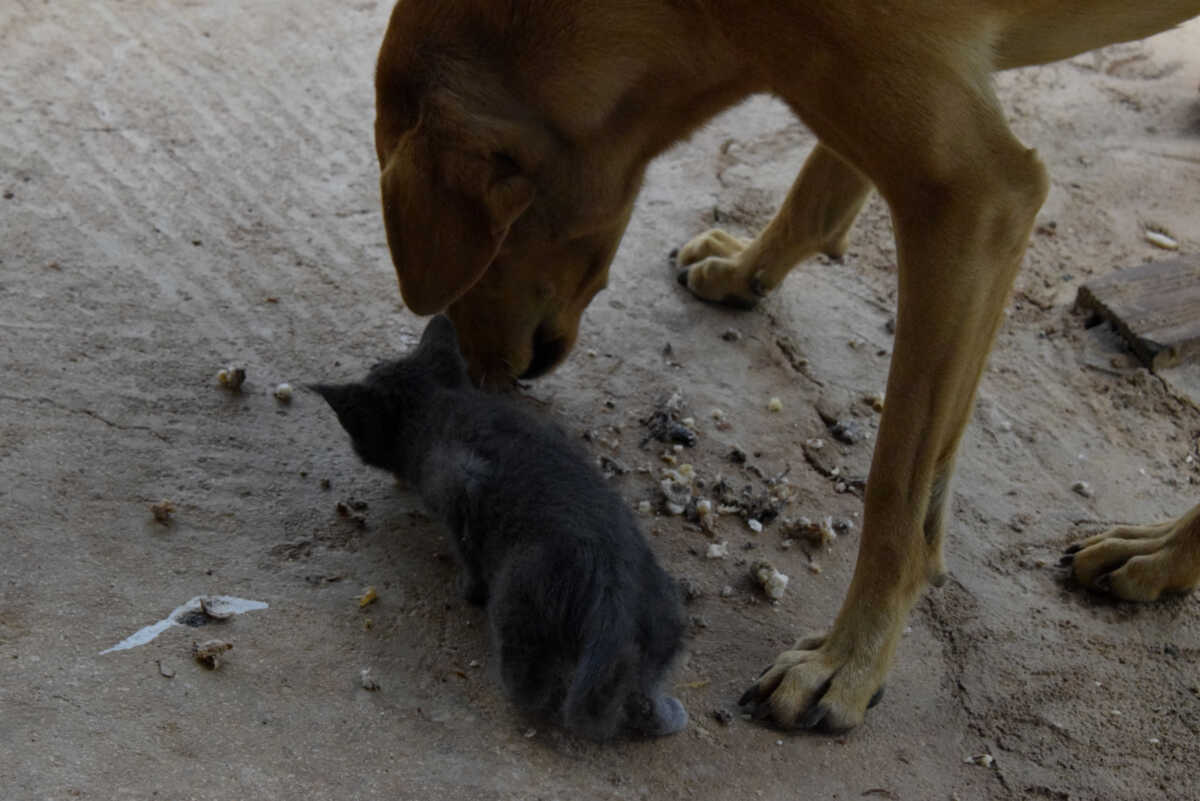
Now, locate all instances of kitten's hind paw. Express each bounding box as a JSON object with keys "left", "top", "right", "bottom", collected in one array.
[{"left": 647, "top": 694, "right": 688, "bottom": 737}]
